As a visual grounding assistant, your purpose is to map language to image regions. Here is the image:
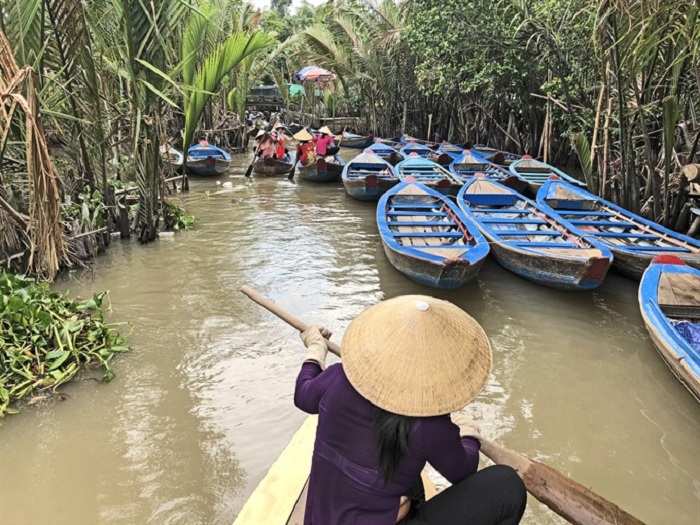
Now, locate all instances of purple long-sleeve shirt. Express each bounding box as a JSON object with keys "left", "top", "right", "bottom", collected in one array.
[{"left": 294, "top": 362, "right": 480, "bottom": 525}]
